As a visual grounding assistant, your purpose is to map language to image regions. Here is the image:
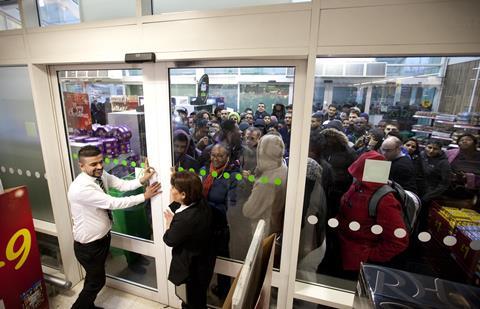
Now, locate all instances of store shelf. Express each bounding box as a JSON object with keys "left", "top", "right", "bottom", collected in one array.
[
  {"left": 431, "top": 135, "right": 453, "bottom": 141},
  {"left": 454, "top": 124, "right": 480, "bottom": 130},
  {"left": 411, "top": 129, "right": 432, "bottom": 134},
  {"left": 413, "top": 115, "right": 436, "bottom": 119},
  {"left": 434, "top": 120, "right": 456, "bottom": 125}
]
